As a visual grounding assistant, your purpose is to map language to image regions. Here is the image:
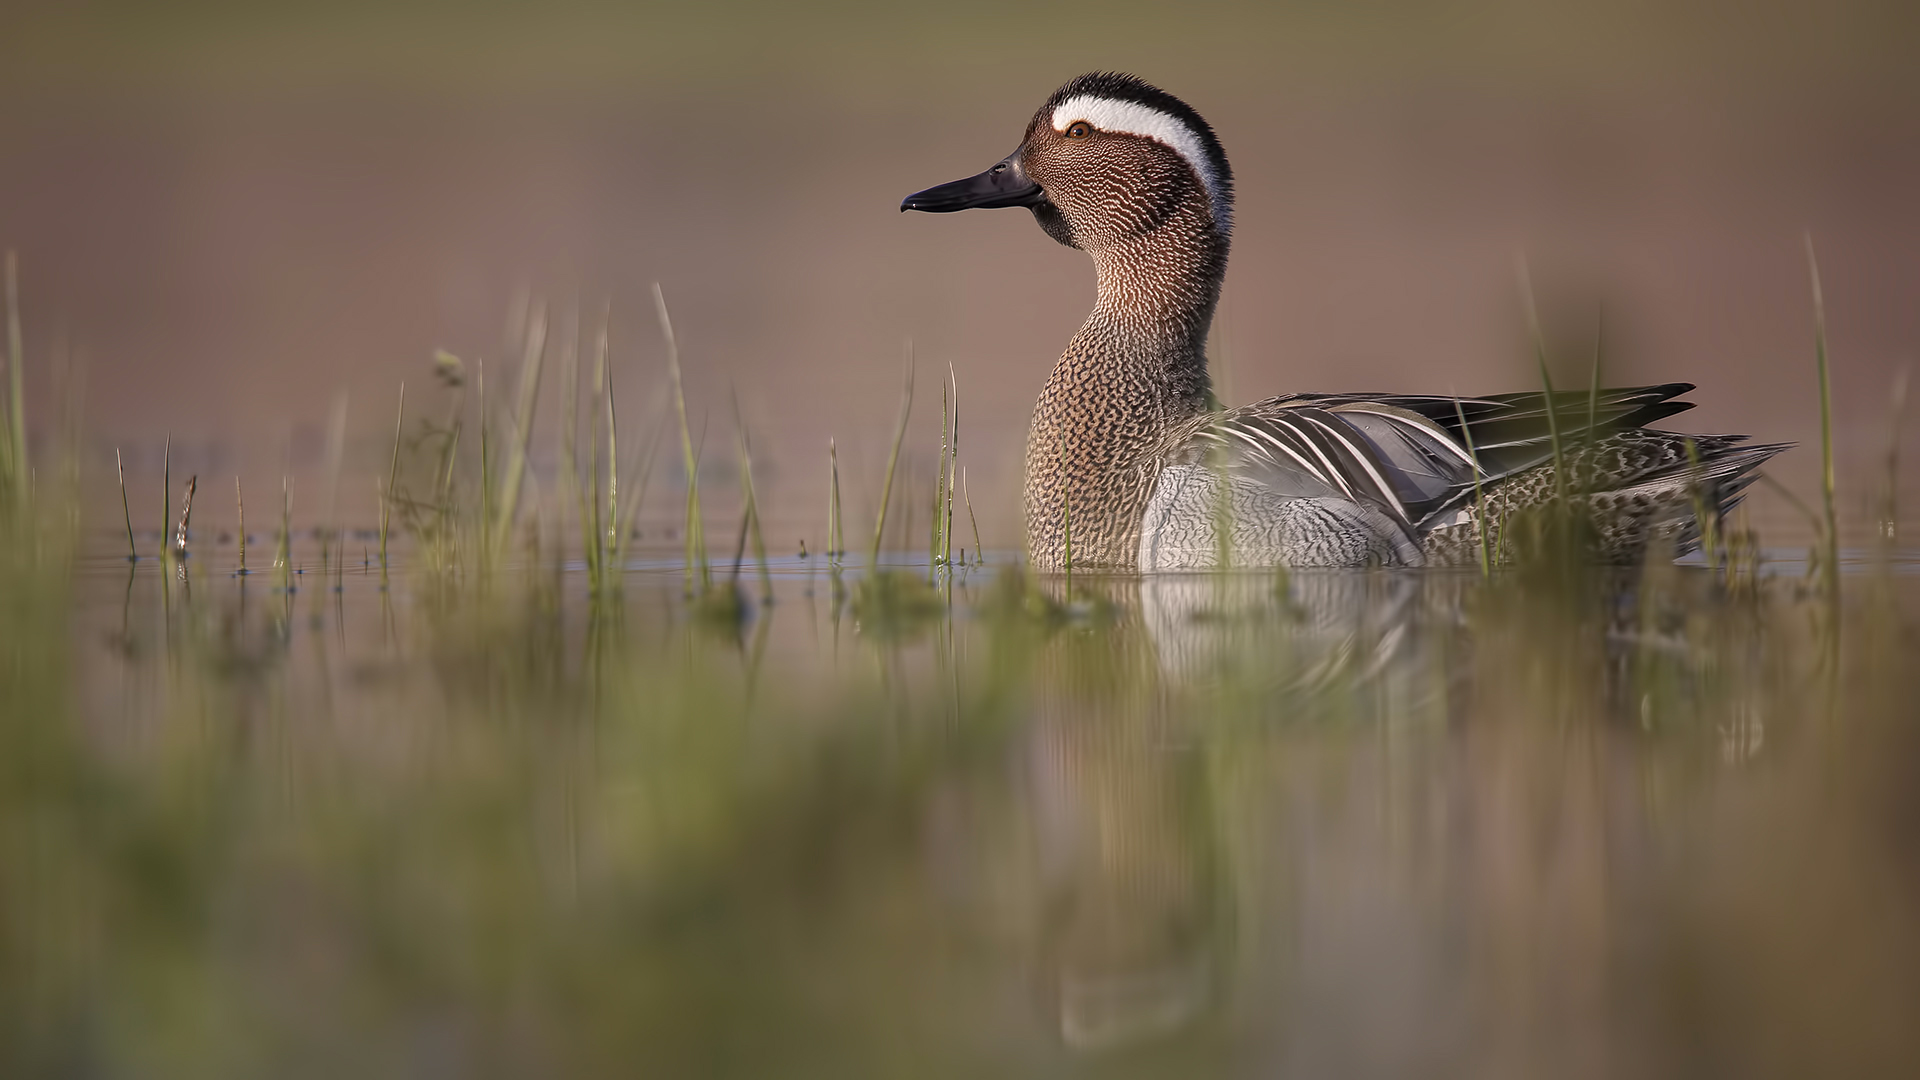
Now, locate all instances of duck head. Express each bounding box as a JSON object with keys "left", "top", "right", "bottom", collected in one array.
[{"left": 901, "top": 72, "right": 1234, "bottom": 253}]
